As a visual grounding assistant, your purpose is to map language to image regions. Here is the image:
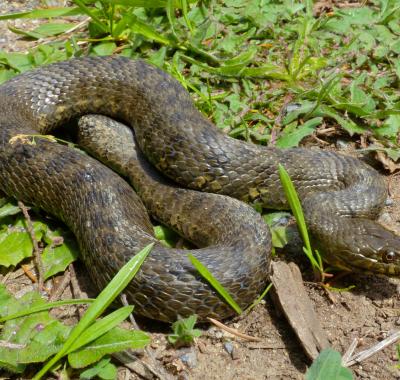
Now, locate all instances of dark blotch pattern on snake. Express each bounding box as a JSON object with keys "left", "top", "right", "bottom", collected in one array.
[{"left": 0, "top": 56, "right": 399, "bottom": 322}]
